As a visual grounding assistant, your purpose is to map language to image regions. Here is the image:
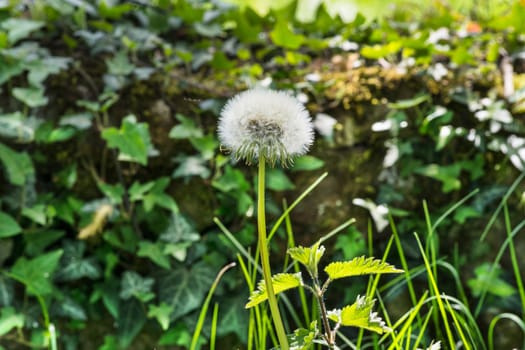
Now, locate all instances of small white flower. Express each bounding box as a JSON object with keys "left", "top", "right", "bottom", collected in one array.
[{"left": 218, "top": 88, "right": 314, "bottom": 166}]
